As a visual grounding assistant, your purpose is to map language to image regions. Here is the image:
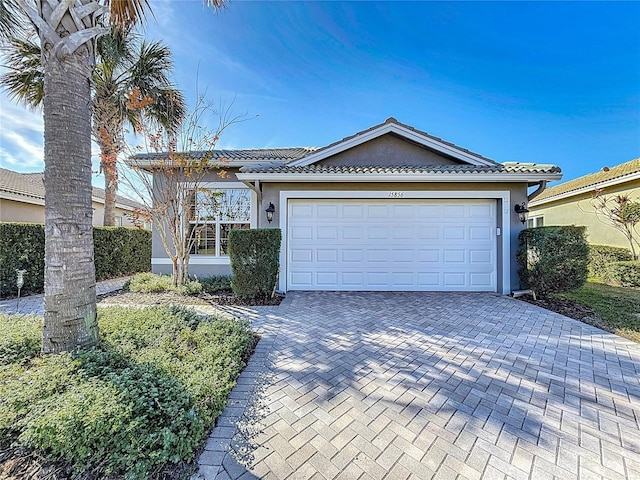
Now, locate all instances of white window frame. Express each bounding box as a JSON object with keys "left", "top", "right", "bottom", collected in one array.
[{"left": 151, "top": 182, "right": 257, "bottom": 266}]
